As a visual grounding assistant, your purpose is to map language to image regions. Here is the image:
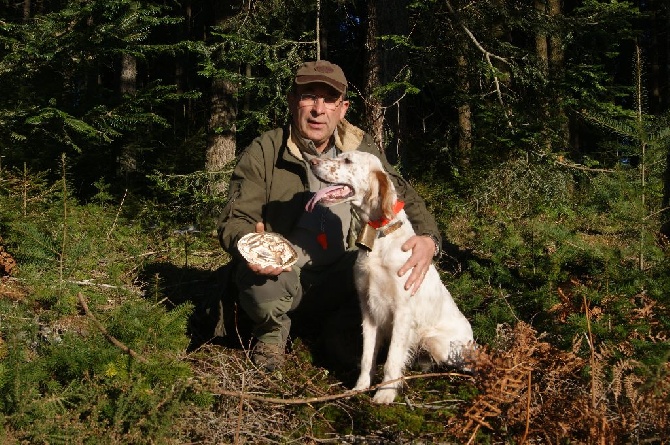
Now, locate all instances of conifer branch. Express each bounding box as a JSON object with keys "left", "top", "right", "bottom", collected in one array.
[{"left": 77, "top": 292, "right": 149, "bottom": 364}]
